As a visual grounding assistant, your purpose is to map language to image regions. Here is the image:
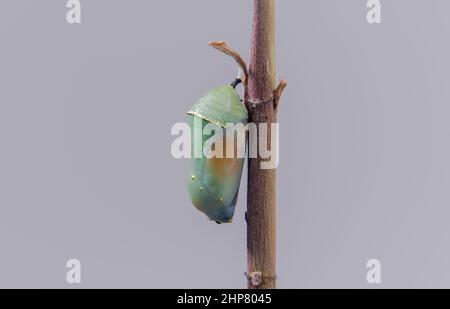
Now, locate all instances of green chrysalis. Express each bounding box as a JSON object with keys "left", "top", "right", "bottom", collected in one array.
[{"left": 187, "top": 81, "right": 247, "bottom": 223}]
